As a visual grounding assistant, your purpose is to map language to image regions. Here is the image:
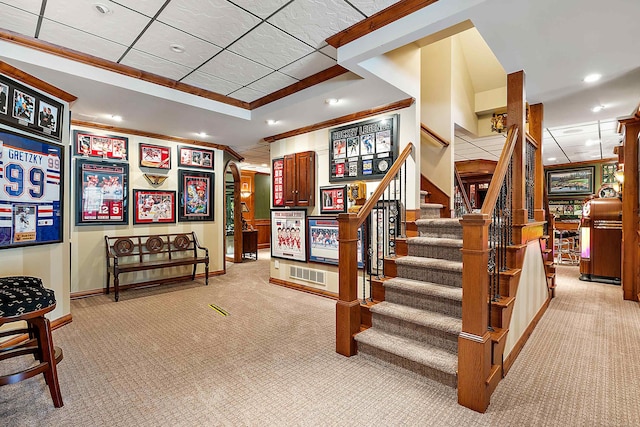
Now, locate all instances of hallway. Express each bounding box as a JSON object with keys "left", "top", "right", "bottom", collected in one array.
[{"left": 1, "top": 252, "right": 639, "bottom": 426}]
